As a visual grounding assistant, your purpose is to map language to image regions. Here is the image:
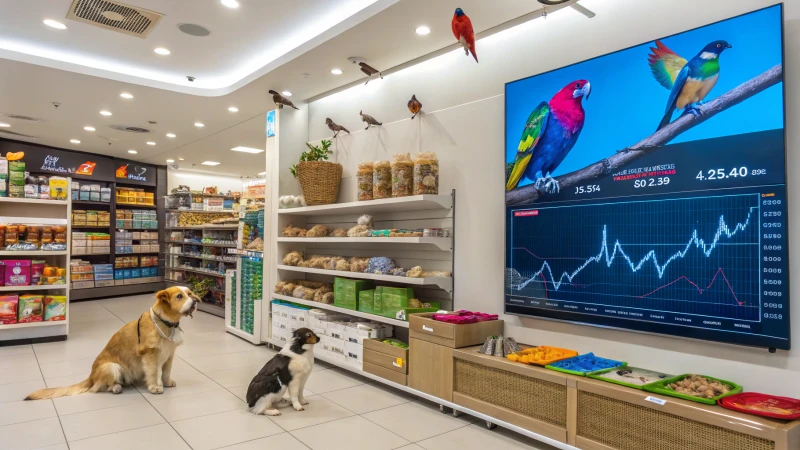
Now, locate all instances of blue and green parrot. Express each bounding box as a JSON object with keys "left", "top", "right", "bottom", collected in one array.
[
  {"left": 649, "top": 39, "right": 732, "bottom": 130},
  {"left": 505, "top": 80, "right": 591, "bottom": 193}
]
